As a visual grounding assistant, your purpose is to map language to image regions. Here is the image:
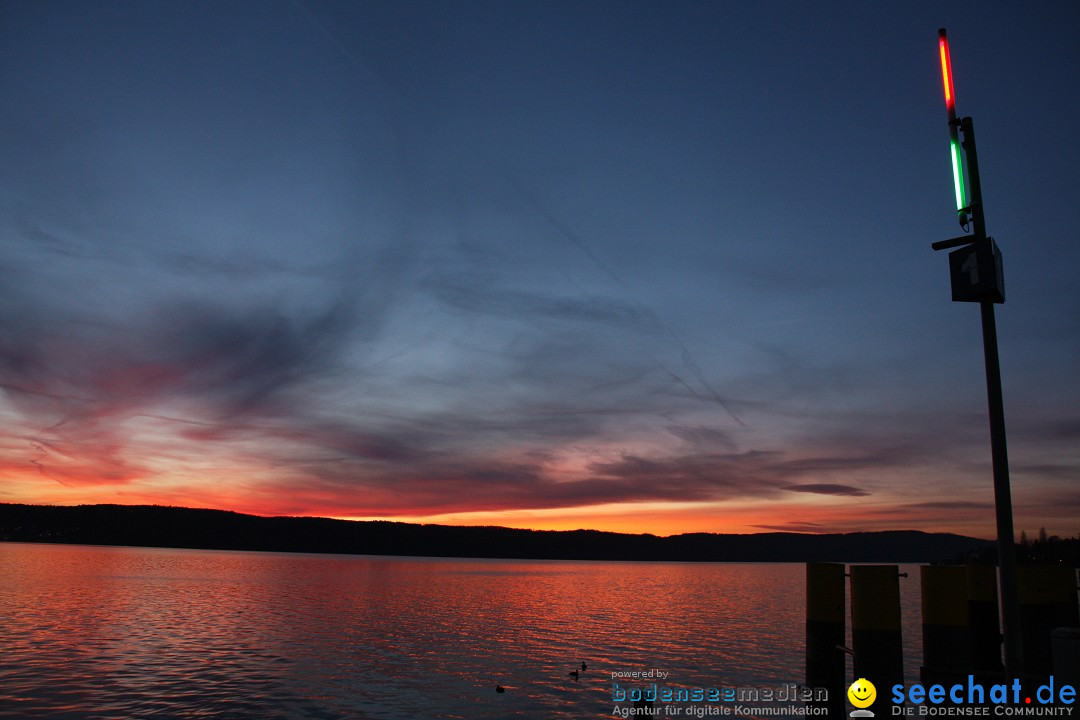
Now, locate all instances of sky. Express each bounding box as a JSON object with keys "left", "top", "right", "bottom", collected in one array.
[{"left": 2, "top": 1, "right": 1078, "bottom": 539}]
